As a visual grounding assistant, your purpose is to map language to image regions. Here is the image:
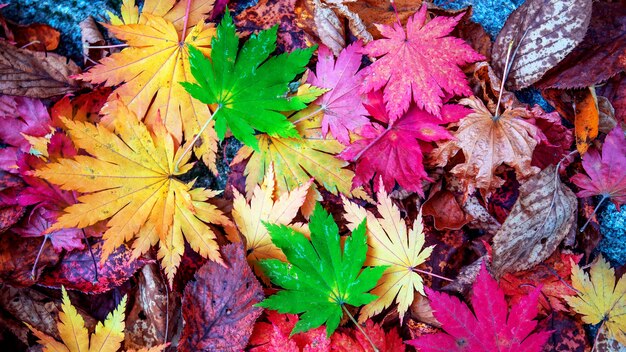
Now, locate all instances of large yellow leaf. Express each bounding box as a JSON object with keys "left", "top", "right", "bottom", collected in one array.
[
  {"left": 80, "top": 0, "right": 219, "bottom": 170},
  {"left": 35, "top": 103, "right": 232, "bottom": 285},
  {"left": 565, "top": 255, "right": 626, "bottom": 344},
  {"left": 27, "top": 287, "right": 125, "bottom": 352},
  {"left": 343, "top": 178, "right": 434, "bottom": 323},
  {"left": 229, "top": 164, "right": 311, "bottom": 281},
  {"left": 231, "top": 104, "right": 369, "bottom": 216}
]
